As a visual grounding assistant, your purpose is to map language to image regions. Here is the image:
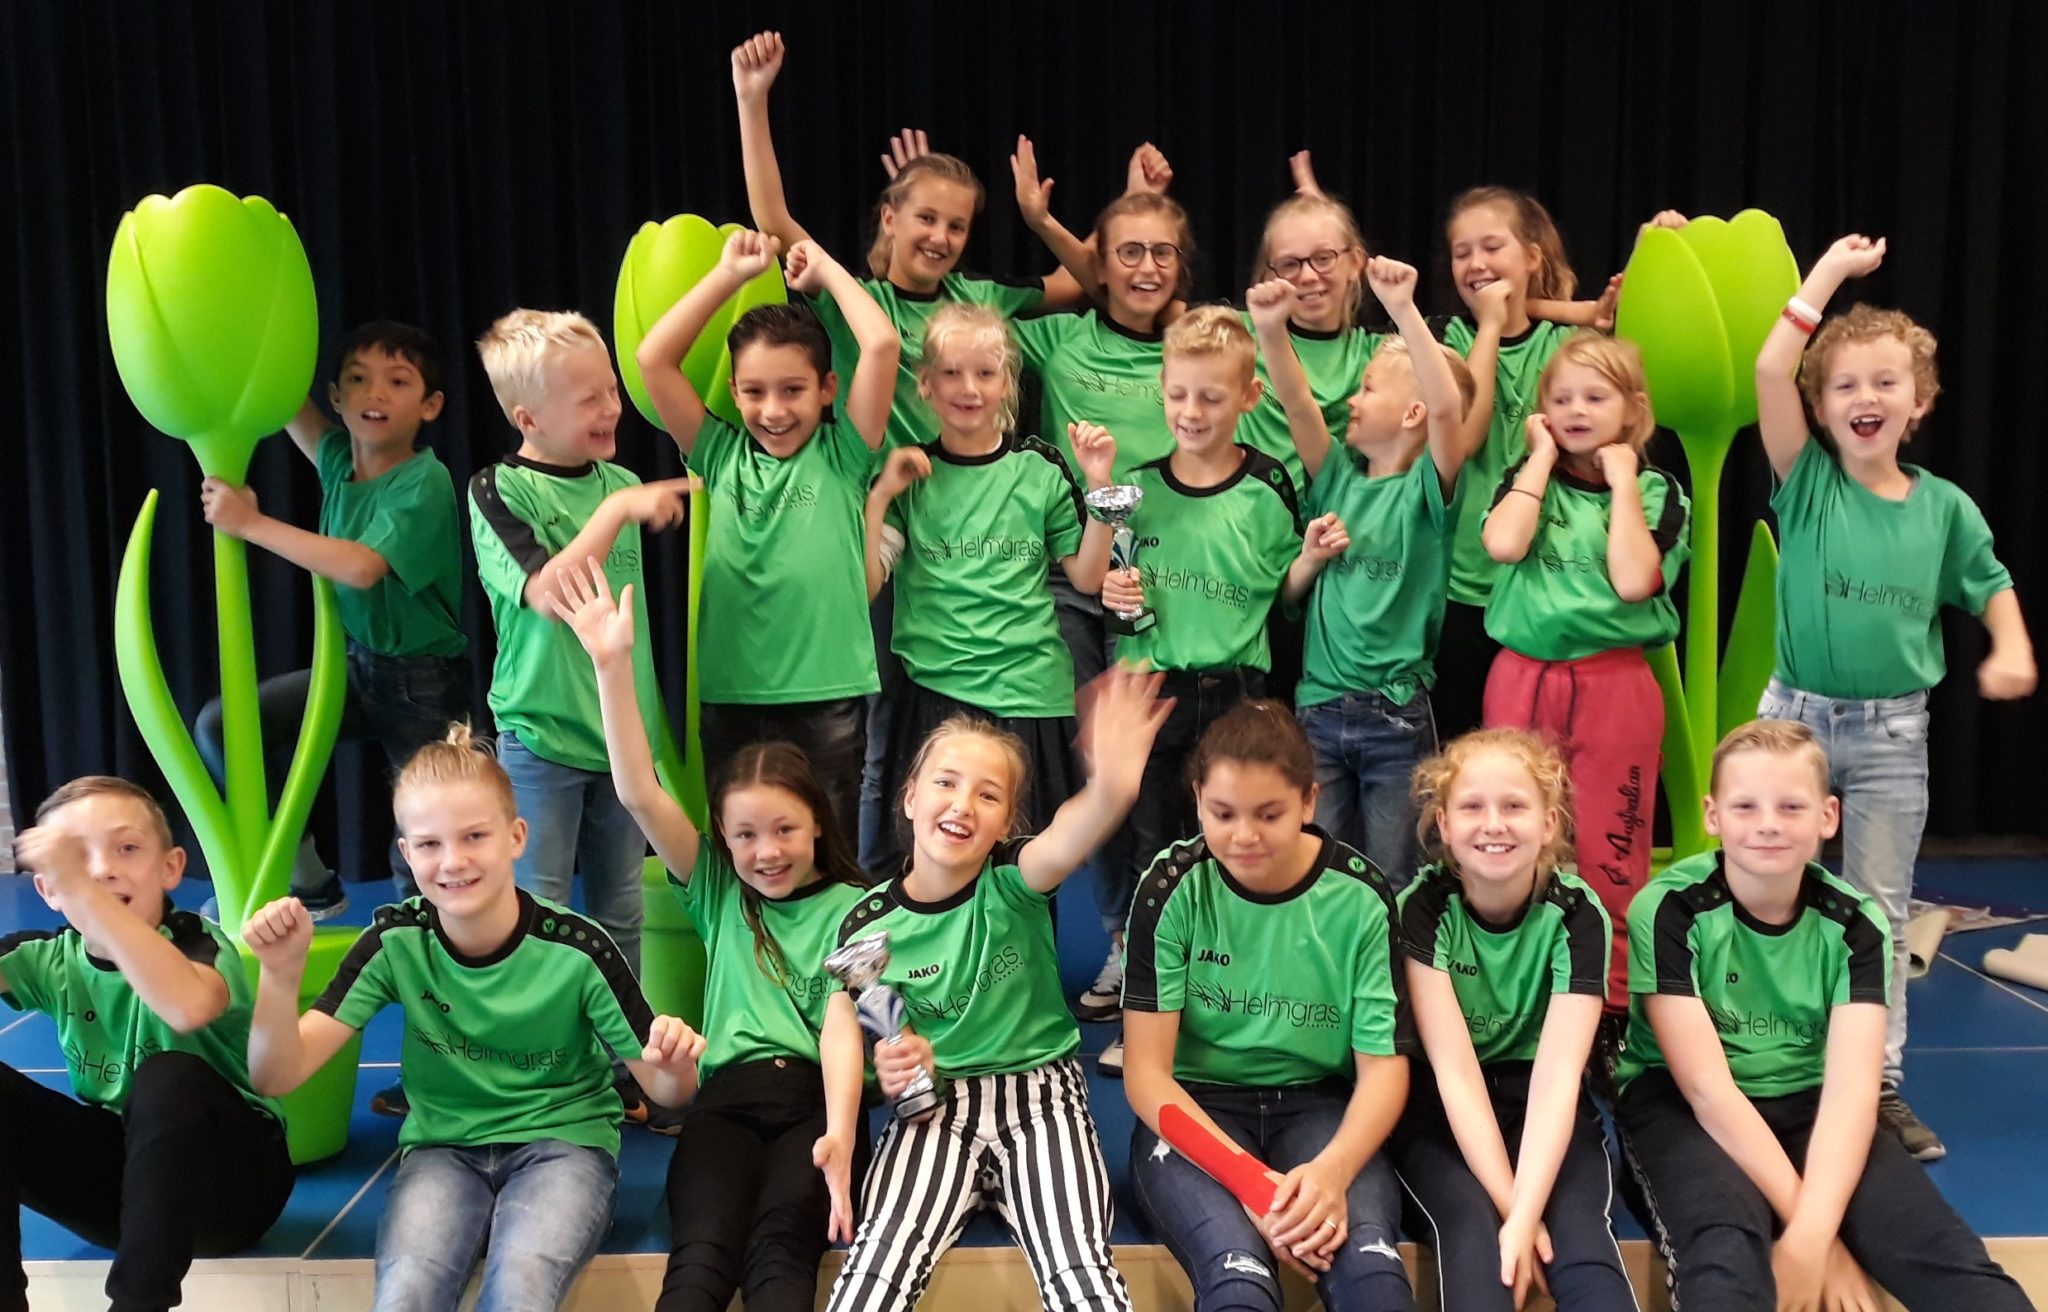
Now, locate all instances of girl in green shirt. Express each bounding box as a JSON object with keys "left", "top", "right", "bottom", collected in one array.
[
  {"left": 1393, "top": 729, "right": 1633, "bottom": 1312},
  {"left": 557, "top": 560, "right": 872, "bottom": 1312}
]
